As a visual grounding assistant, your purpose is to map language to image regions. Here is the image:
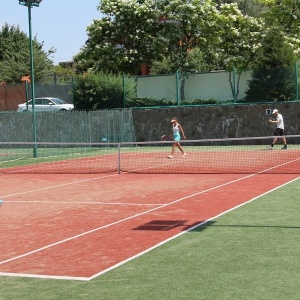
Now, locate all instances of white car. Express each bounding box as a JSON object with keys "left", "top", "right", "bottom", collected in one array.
[{"left": 17, "top": 97, "right": 74, "bottom": 112}]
